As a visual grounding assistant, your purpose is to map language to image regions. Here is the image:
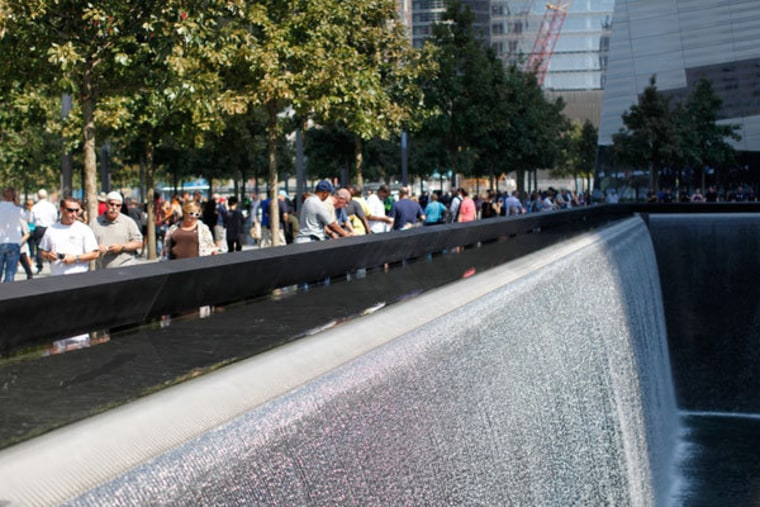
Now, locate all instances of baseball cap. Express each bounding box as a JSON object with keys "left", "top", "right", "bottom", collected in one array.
[
  {"left": 106, "top": 191, "right": 123, "bottom": 203},
  {"left": 315, "top": 180, "right": 334, "bottom": 193}
]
